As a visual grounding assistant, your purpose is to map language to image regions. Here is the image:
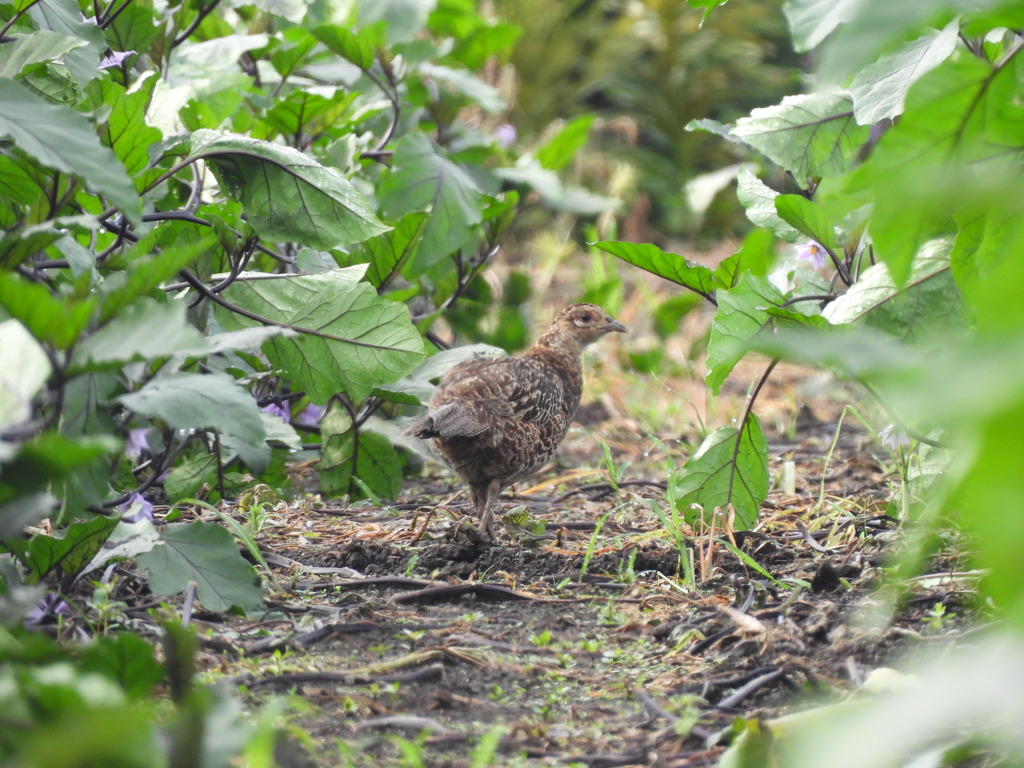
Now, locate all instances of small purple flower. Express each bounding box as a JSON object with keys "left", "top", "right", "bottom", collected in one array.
[
  {"left": 99, "top": 50, "right": 135, "bottom": 68},
  {"left": 125, "top": 428, "right": 150, "bottom": 461},
  {"left": 295, "top": 403, "right": 324, "bottom": 427},
  {"left": 24, "top": 593, "right": 69, "bottom": 625},
  {"left": 878, "top": 424, "right": 911, "bottom": 451},
  {"left": 120, "top": 492, "right": 153, "bottom": 523},
  {"left": 262, "top": 401, "right": 291, "bottom": 423},
  {"left": 794, "top": 242, "right": 827, "bottom": 269},
  {"left": 494, "top": 123, "right": 517, "bottom": 149}
]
